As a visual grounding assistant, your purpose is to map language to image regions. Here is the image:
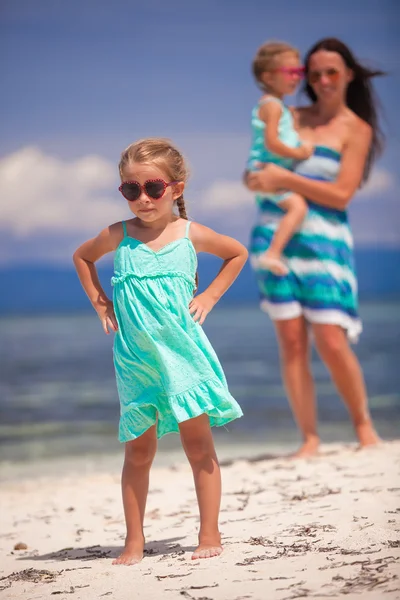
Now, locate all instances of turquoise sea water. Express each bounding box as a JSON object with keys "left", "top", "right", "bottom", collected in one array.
[{"left": 0, "top": 302, "right": 399, "bottom": 465}]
